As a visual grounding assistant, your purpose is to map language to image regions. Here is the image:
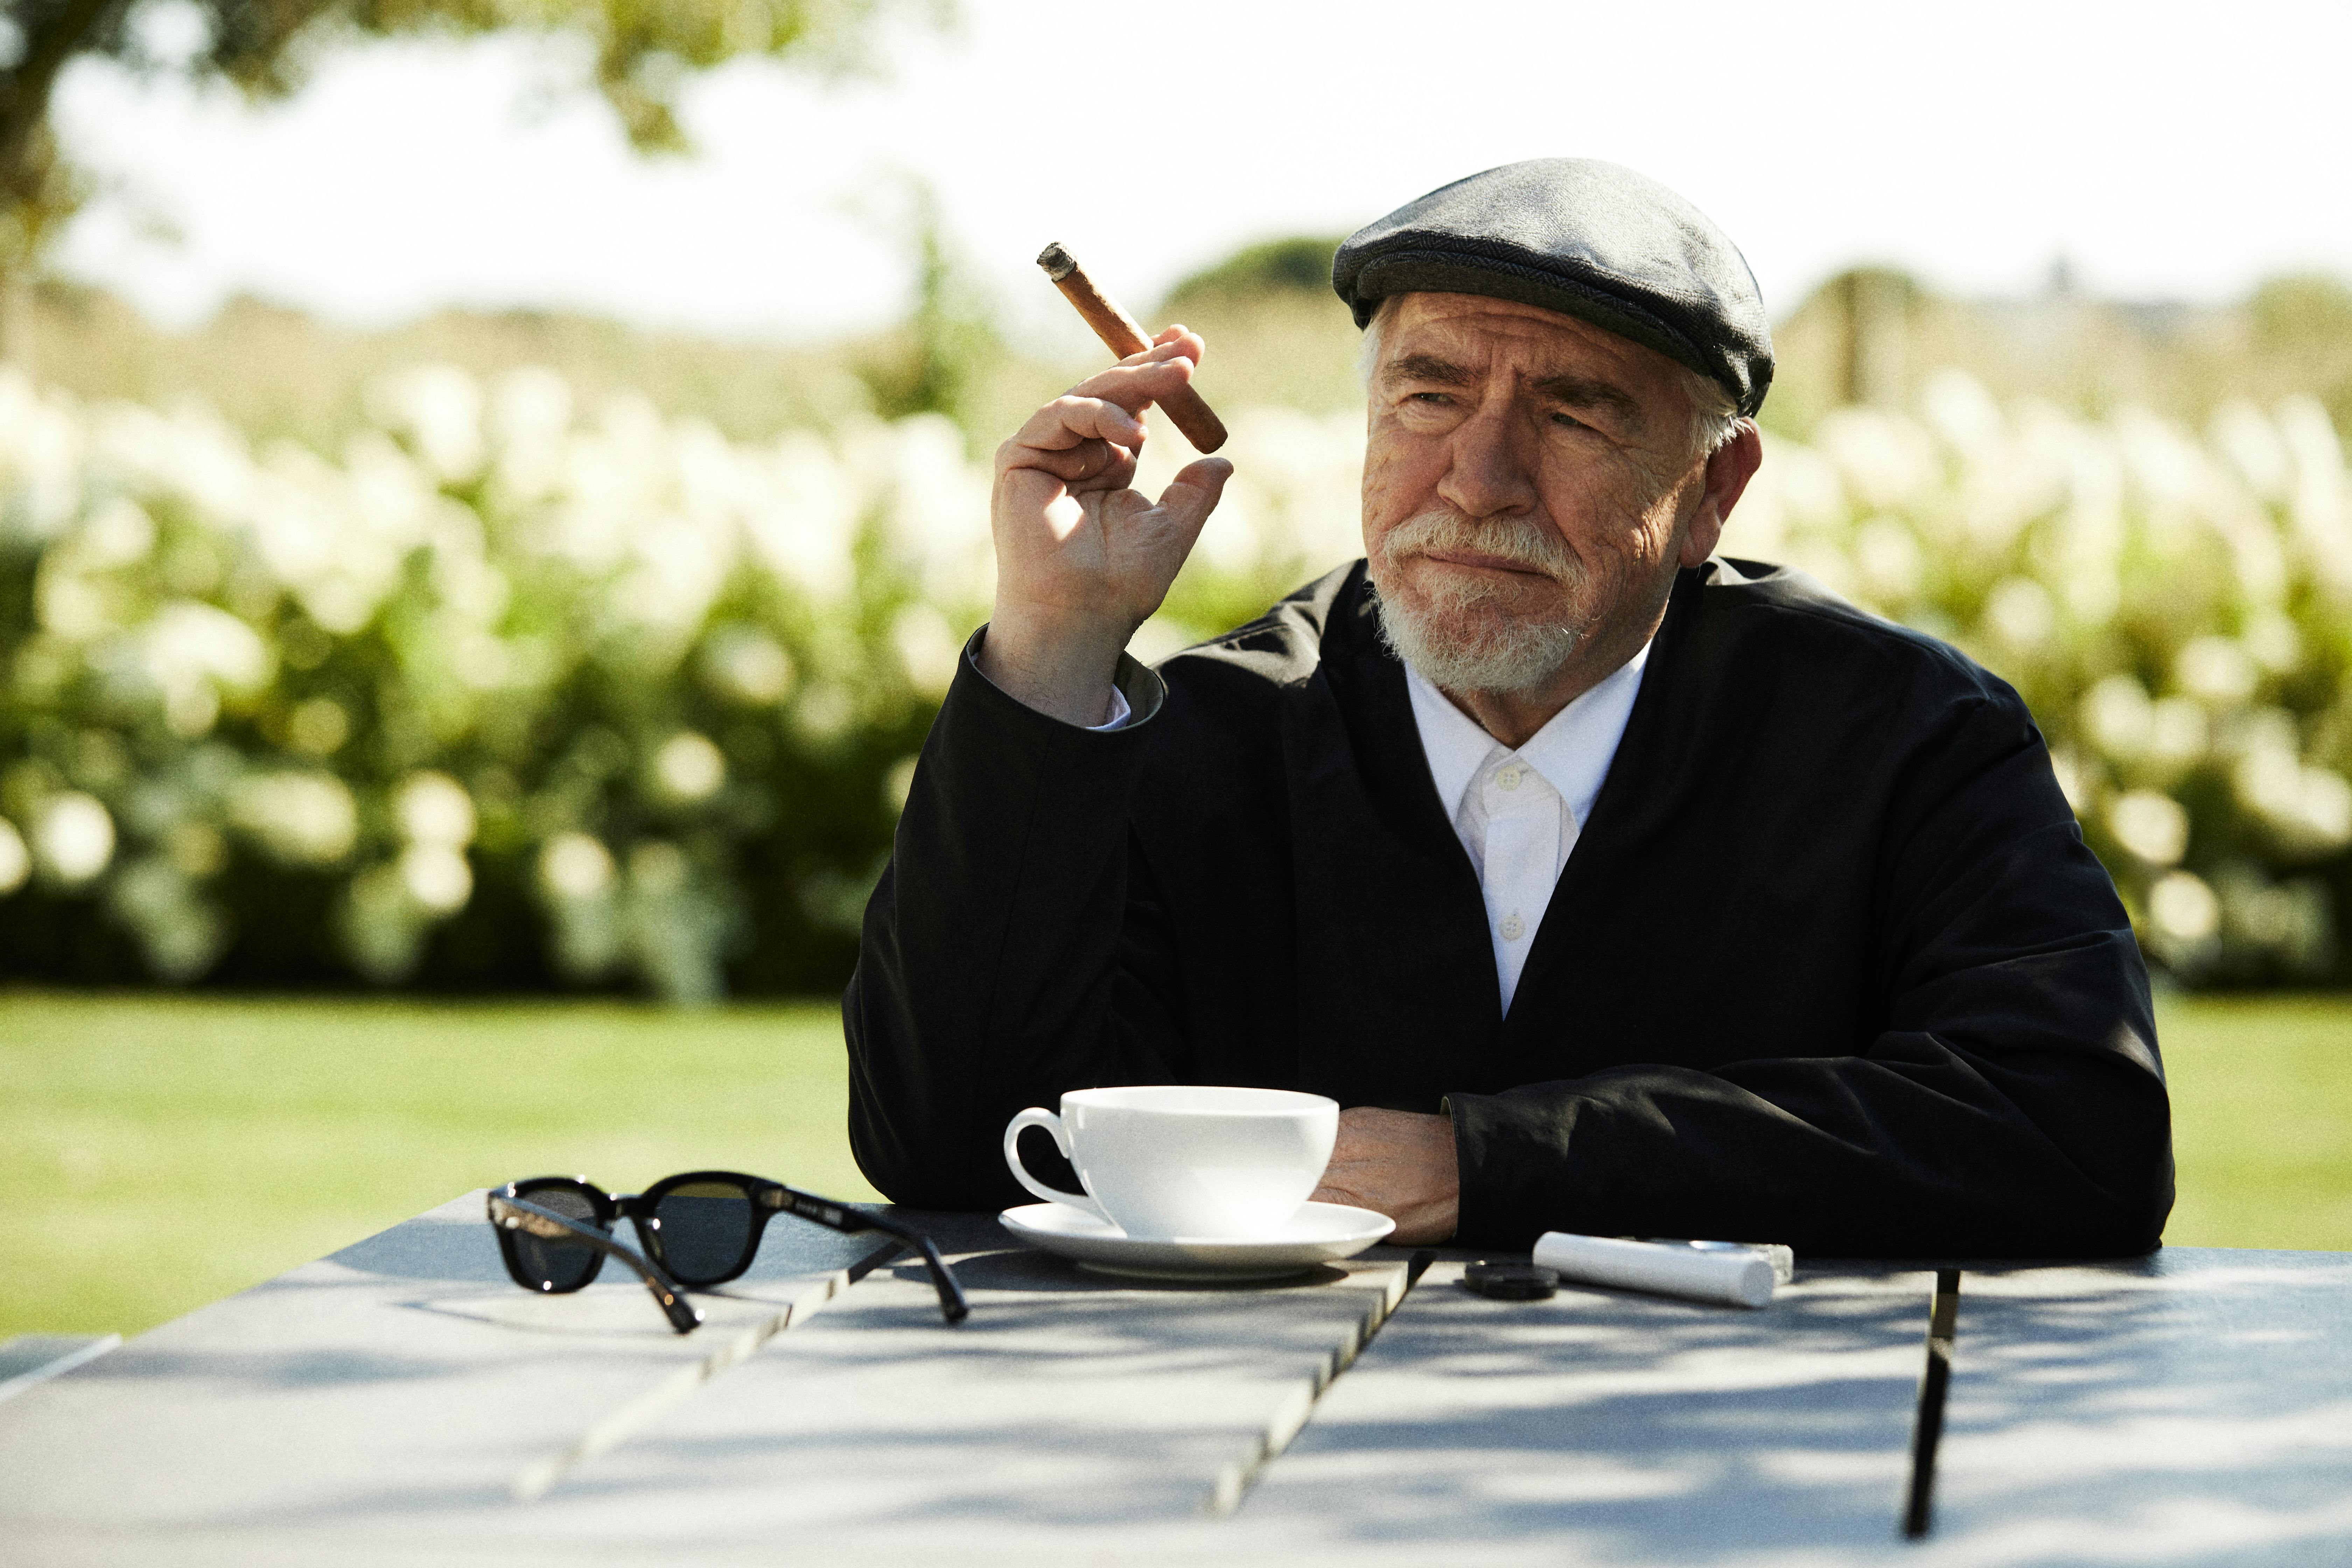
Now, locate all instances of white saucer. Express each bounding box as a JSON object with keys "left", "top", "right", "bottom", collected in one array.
[{"left": 998, "top": 1201, "right": 1396, "bottom": 1281}]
